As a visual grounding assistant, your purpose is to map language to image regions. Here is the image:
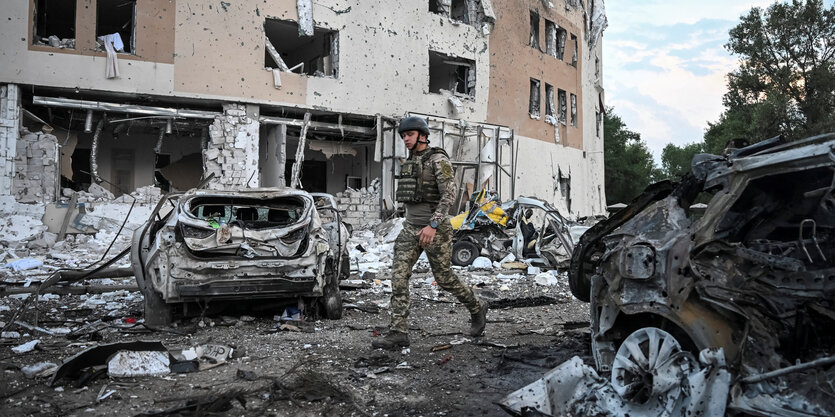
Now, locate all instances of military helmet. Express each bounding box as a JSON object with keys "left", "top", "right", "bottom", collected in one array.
[{"left": 397, "top": 116, "right": 430, "bottom": 137}]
